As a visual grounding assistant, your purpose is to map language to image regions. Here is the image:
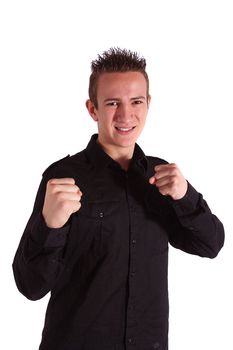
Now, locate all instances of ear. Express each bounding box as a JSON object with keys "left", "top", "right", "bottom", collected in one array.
[
  {"left": 147, "top": 95, "right": 151, "bottom": 108},
  {"left": 86, "top": 99, "right": 98, "bottom": 121}
]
